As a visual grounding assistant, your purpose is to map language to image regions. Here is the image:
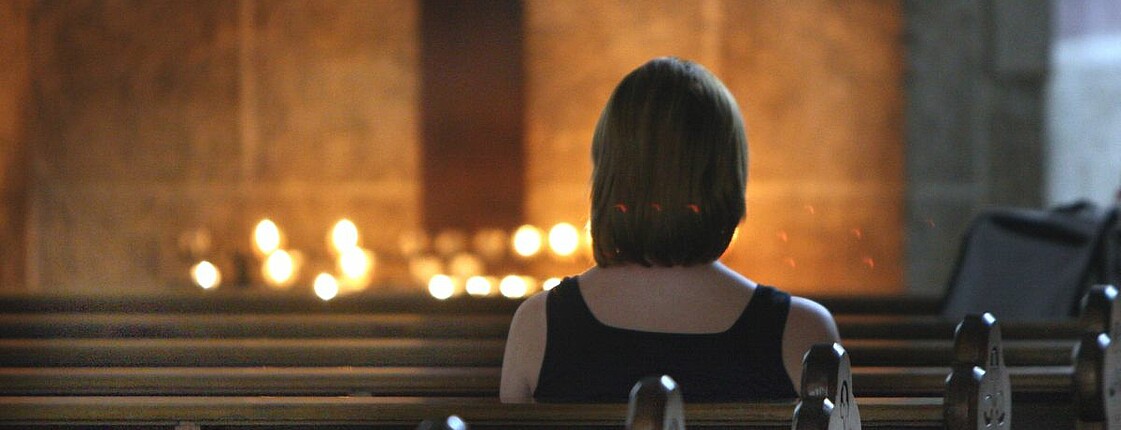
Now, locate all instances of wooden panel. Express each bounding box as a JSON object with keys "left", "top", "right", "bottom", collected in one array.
[
  {"left": 420, "top": 0, "right": 524, "bottom": 231},
  {"left": 0, "top": 0, "right": 31, "bottom": 292}
]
